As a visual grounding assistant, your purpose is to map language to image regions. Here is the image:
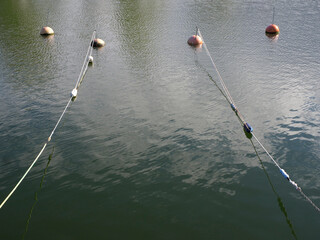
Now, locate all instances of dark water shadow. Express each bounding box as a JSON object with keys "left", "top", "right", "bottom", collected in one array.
[
  {"left": 194, "top": 58, "right": 298, "bottom": 239},
  {"left": 22, "top": 146, "right": 55, "bottom": 240}
]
